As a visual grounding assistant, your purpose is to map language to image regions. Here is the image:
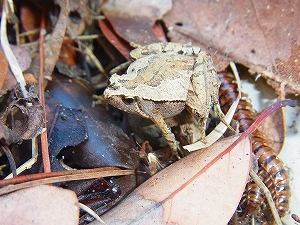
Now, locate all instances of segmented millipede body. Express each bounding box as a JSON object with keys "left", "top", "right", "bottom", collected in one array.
[{"left": 218, "top": 71, "right": 290, "bottom": 217}]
